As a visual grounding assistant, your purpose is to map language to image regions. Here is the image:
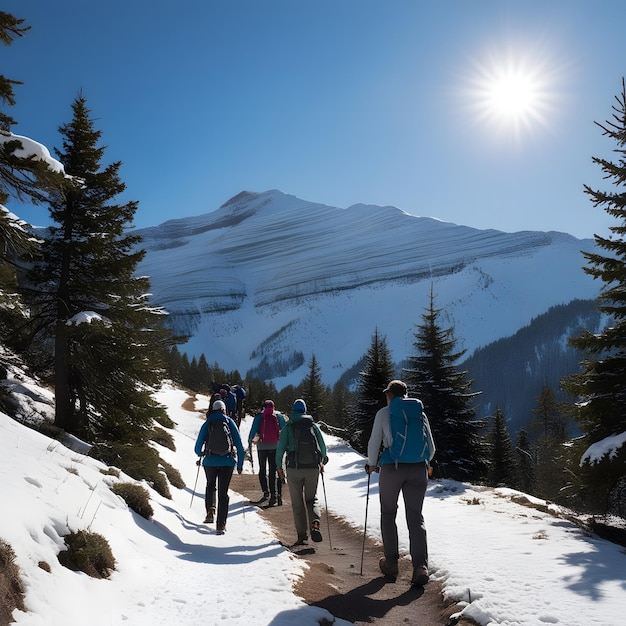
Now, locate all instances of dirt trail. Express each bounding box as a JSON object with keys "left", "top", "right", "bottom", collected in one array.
[{"left": 233, "top": 473, "right": 473, "bottom": 626}]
